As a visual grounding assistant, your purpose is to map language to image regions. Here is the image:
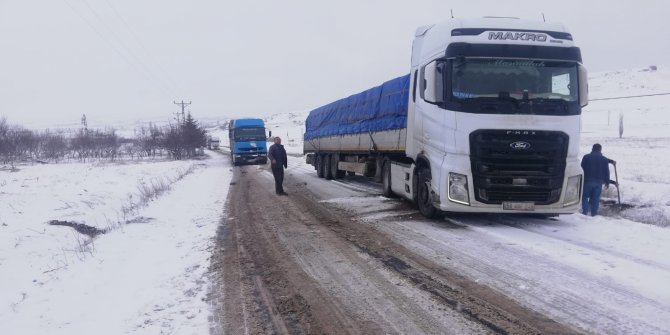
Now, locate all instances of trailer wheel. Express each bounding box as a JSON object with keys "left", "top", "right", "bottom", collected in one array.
[
  {"left": 382, "top": 159, "right": 394, "bottom": 197},
  {"left": 316, "top": 155, "right": 324, "bottom": 178},
  {"left": 324, "top": 154, "right": 334, "bottom": 180},
  {"left": 347, "top": 171, "right": 355, "bottom": 176},
  {"left": 417, "top": 167, "right": 438, "bottom": 218},
  {"left": 331, "top": 154, "right": 344, "bottom": 179}
]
